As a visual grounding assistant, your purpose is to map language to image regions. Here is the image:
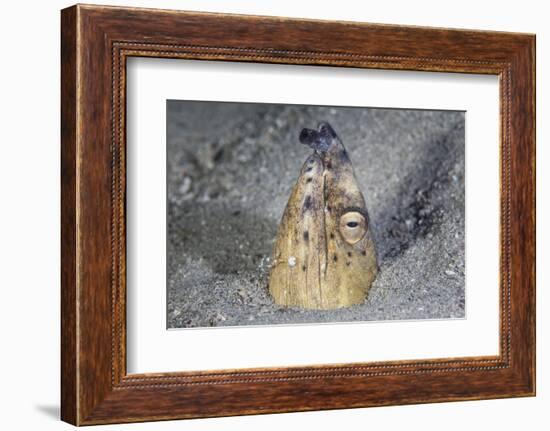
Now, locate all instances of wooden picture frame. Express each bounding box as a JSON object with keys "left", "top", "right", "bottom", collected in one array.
[{"left": 61, "top": 4, "right": 535, "bottom": 425}]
